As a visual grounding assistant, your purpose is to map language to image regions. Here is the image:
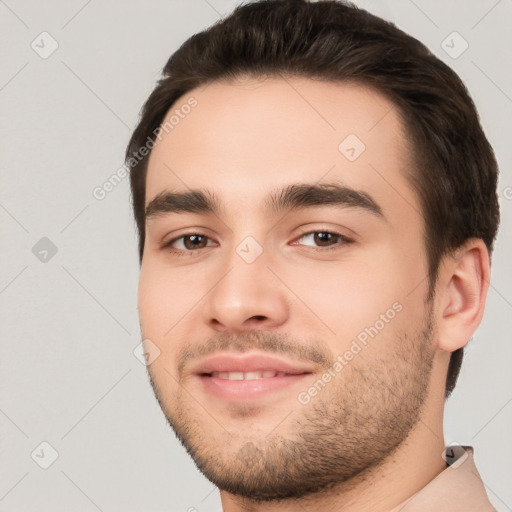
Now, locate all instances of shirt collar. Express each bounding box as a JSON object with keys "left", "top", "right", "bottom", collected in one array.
[{"left": 389, "top": 446, "right": 495, "bottom": 512}]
